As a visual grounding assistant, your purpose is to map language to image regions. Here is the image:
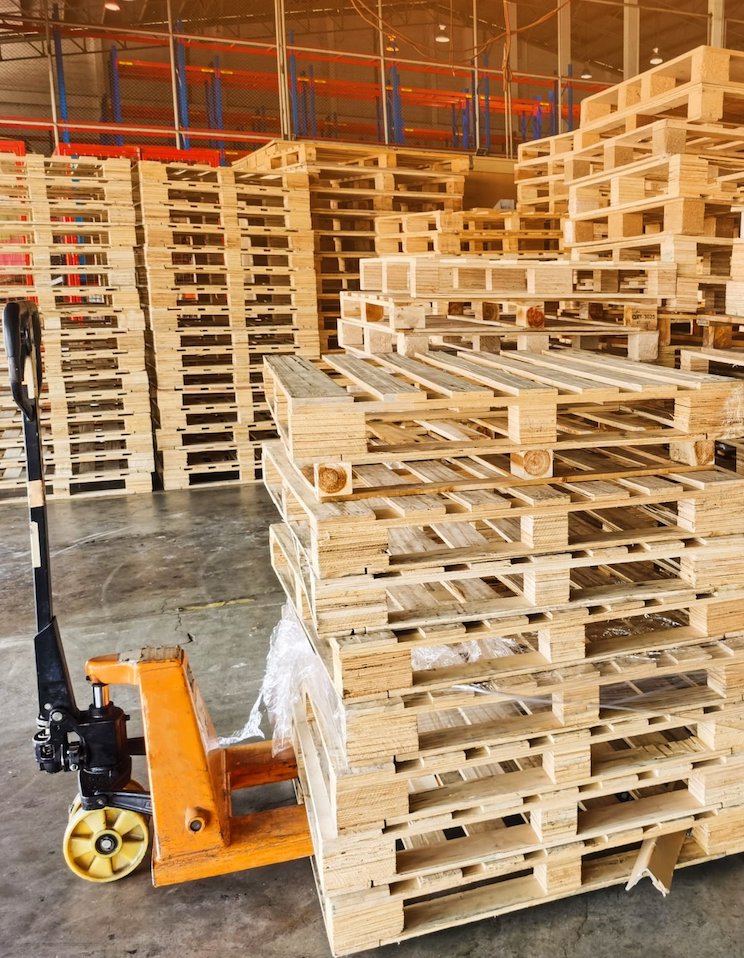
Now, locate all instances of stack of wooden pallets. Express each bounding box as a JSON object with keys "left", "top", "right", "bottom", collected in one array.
[
  {"left": 261, "top": 346, "right": 744, "bottom": 954},
  {"left": 0, "top": 150, "right": 153, "bottom": 498},
  {"left": 0, "top": 146, "right": 39, "bottom": 499},
  {"left": 235, "top": 140, "right": 468, "bottom": 353},
  {"left": 336, "top": 255, "right": 675, "bottom": 362},
  {"left": 374, "top": 208, "right": 564, "bottom": 258},
  {"left": 515, "top": 133, "right": 573, "bottom": 216},
  {"left": 223, "top": 165, "right": 320, "bottom": 454},
  {"left": 515, "top": 46, "right": 744, "bottom": 348},
  {"left": 134, "top": 158, "right": 256, "bottom": 489}
]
